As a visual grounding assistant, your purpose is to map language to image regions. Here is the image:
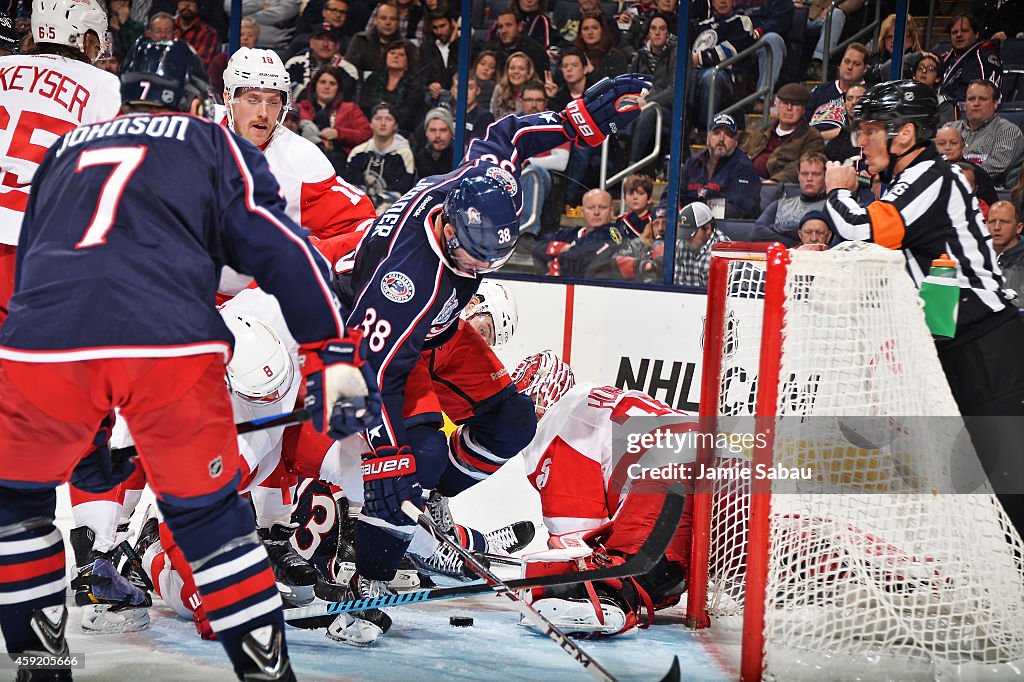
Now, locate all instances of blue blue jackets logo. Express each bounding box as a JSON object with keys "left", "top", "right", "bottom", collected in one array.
[{"left": 381, "top": 271, "right": 415, "bottom": 303}]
